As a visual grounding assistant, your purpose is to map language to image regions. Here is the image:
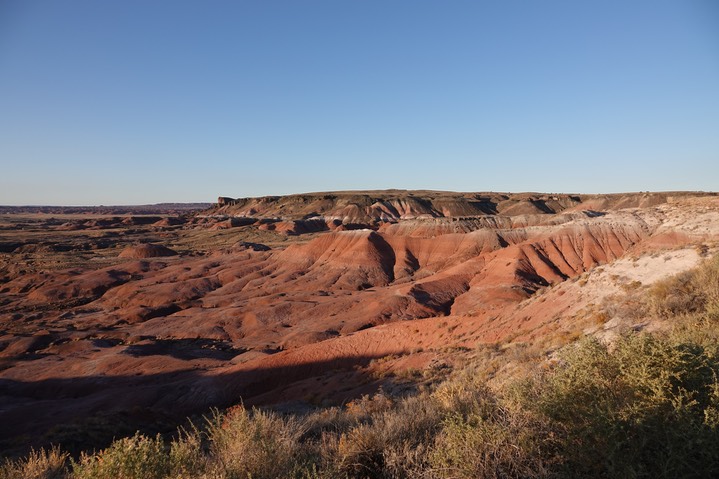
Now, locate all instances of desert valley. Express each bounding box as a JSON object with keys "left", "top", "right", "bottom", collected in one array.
[{"left": 2, "top": 190, "right": 719, "bottom": 478}]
